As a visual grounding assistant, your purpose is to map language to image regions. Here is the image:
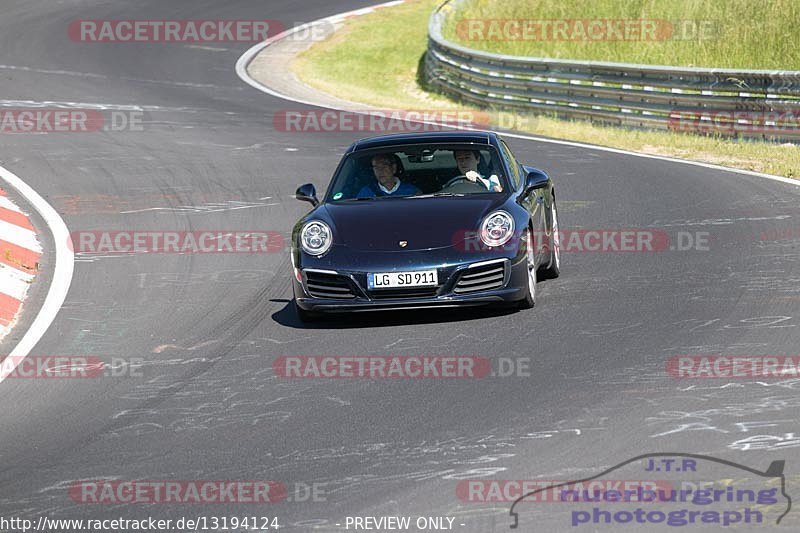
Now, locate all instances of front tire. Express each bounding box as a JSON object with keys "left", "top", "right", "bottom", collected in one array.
[
  {"left": 540, "top": 199, "right": 561, "bottom": 279},
  {"left": 519, "top": 230, "right": 537, "bottom": 309}
]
